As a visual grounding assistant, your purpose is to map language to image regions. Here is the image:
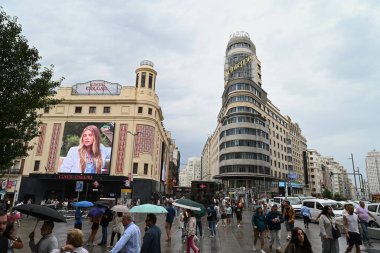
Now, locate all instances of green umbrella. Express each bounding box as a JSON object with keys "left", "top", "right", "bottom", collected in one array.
[
  {"left": 129, "top": 204, "right": 168, "bottom": 214},
  {"left": 173, "top": 199, "right": 206, "bottom": 217}
]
